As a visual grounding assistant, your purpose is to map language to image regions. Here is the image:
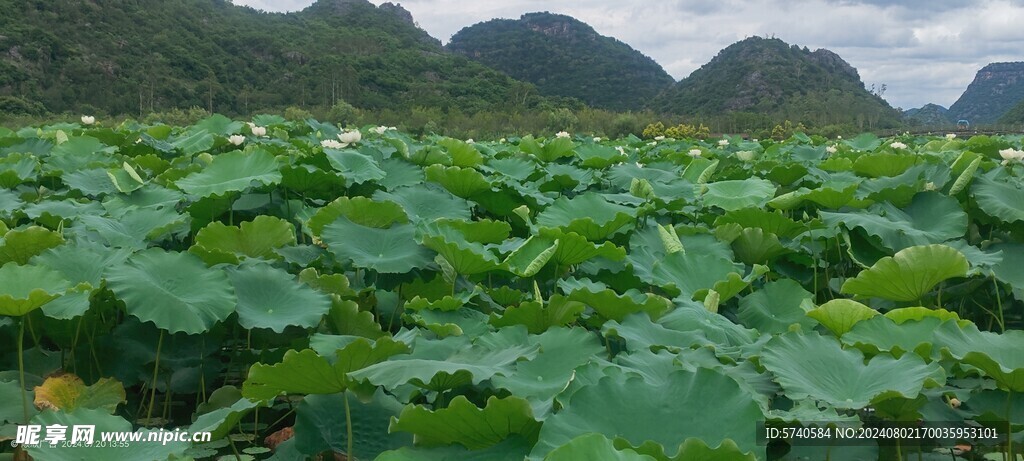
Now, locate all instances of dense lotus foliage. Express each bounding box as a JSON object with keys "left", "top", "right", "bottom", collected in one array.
[{"left": 1, "top": 115, "right": 1023, "bottom": 460}]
